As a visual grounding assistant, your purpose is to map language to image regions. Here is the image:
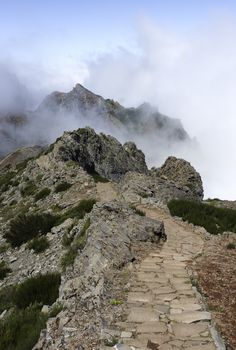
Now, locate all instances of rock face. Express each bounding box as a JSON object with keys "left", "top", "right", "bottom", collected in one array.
[
  {"left": 153, "top": 156, "right": 204, "bottom": 200},
  {"left": 49, "top": 127, "right": 148, "bottom": 181},
  {"left": 119, "top": 157, "right": 204, "bottom": 206}
]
